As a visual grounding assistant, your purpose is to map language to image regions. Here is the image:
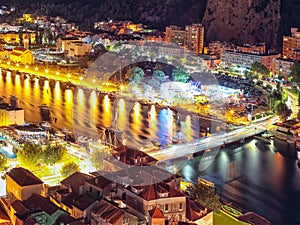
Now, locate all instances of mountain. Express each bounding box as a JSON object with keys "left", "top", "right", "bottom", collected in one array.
[{"left": 3, "top": 0, "right": 300, "bottom": 49}]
